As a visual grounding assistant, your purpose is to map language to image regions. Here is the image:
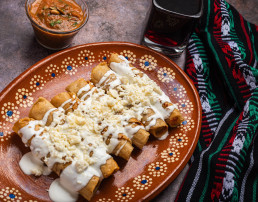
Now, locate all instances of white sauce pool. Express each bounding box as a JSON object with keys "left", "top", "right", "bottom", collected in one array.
[
  {"left": 19, "top": 152, "right": 51, "bottom": 176},
  {"left": 49, "top": 178, "right": 78, "bottom": 202}
]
